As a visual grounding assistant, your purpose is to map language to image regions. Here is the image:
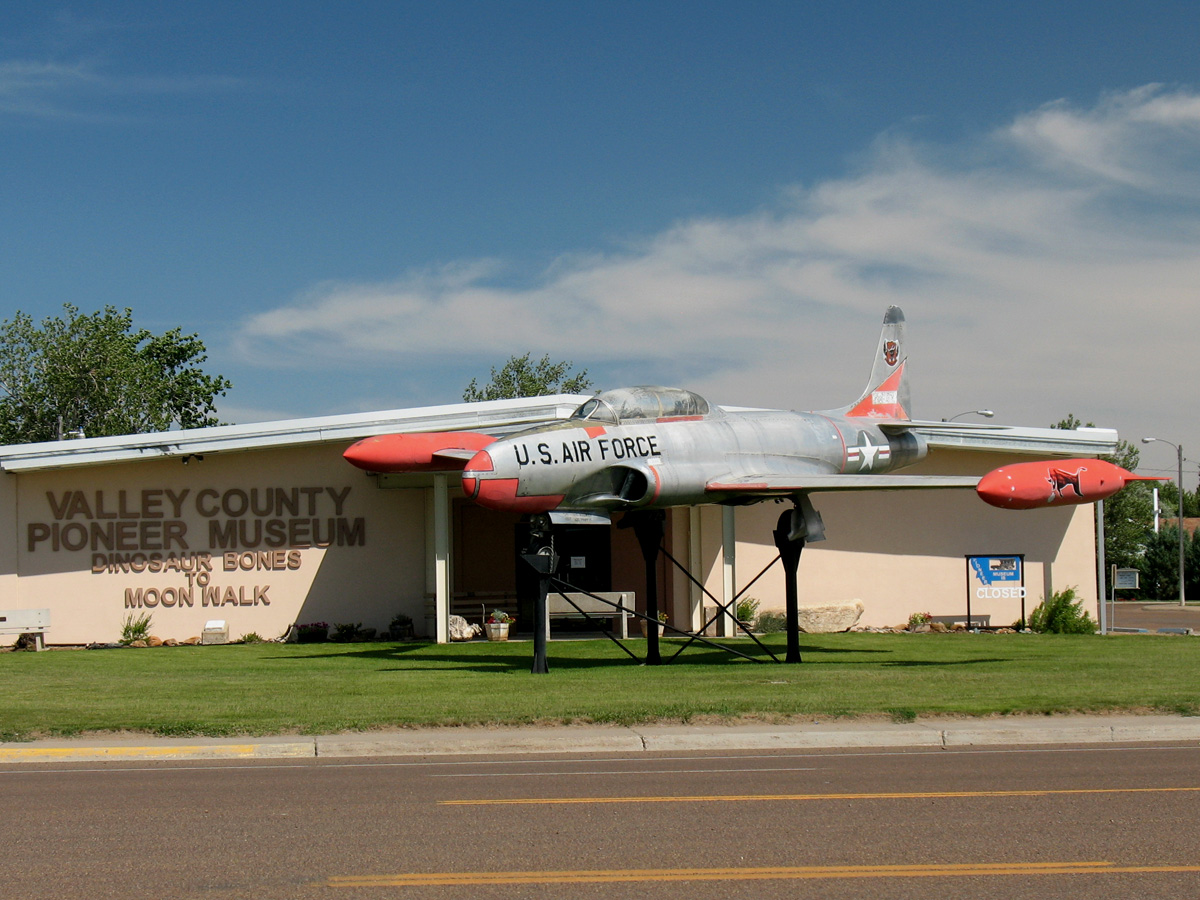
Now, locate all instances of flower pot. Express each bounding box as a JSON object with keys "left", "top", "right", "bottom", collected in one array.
[{"left": 485, "top": 622, "right": 510, "bottom": 641}]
